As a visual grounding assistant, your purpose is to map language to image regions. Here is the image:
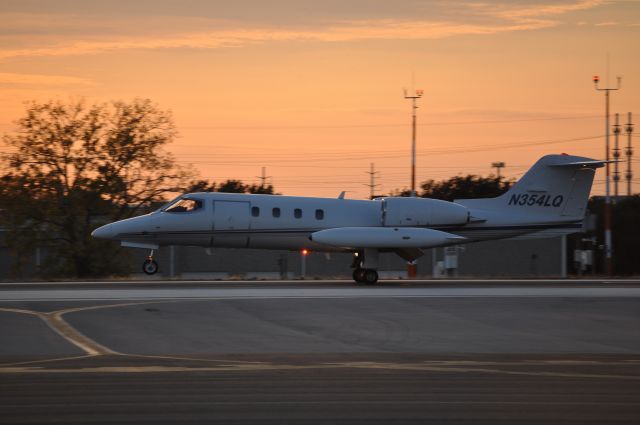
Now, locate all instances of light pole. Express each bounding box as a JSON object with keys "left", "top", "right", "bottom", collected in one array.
[
  {"left": 492, "top": 162, "right": 505, "bottom": 179},
  {"left": 593, "top": 74, "right": 621, "bottom": 276},
  {"left": 404, "top": 88, "right": 423, "bottom": 197},
  {"left": 404, "top": 87, "right": 423, "bottom": 278}
]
